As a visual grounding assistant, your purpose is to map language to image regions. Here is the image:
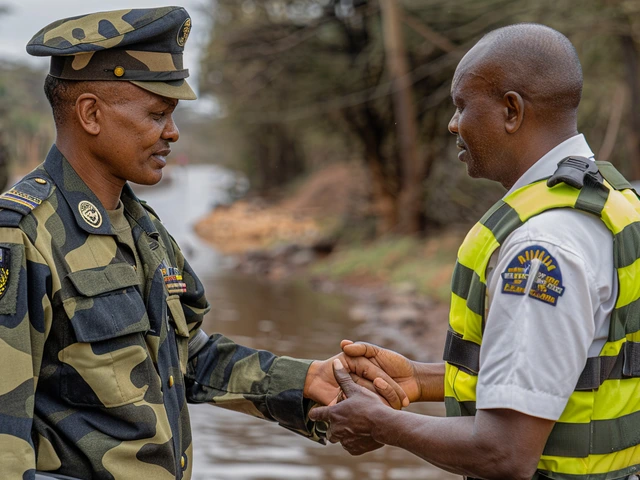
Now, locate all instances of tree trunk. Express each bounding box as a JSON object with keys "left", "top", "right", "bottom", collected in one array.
[
  {"left": 379, "top": 0, "right": 423, "bottom": 234},
  {"left": 620, "top": 34, "right": 640, "bottom": 179}
]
